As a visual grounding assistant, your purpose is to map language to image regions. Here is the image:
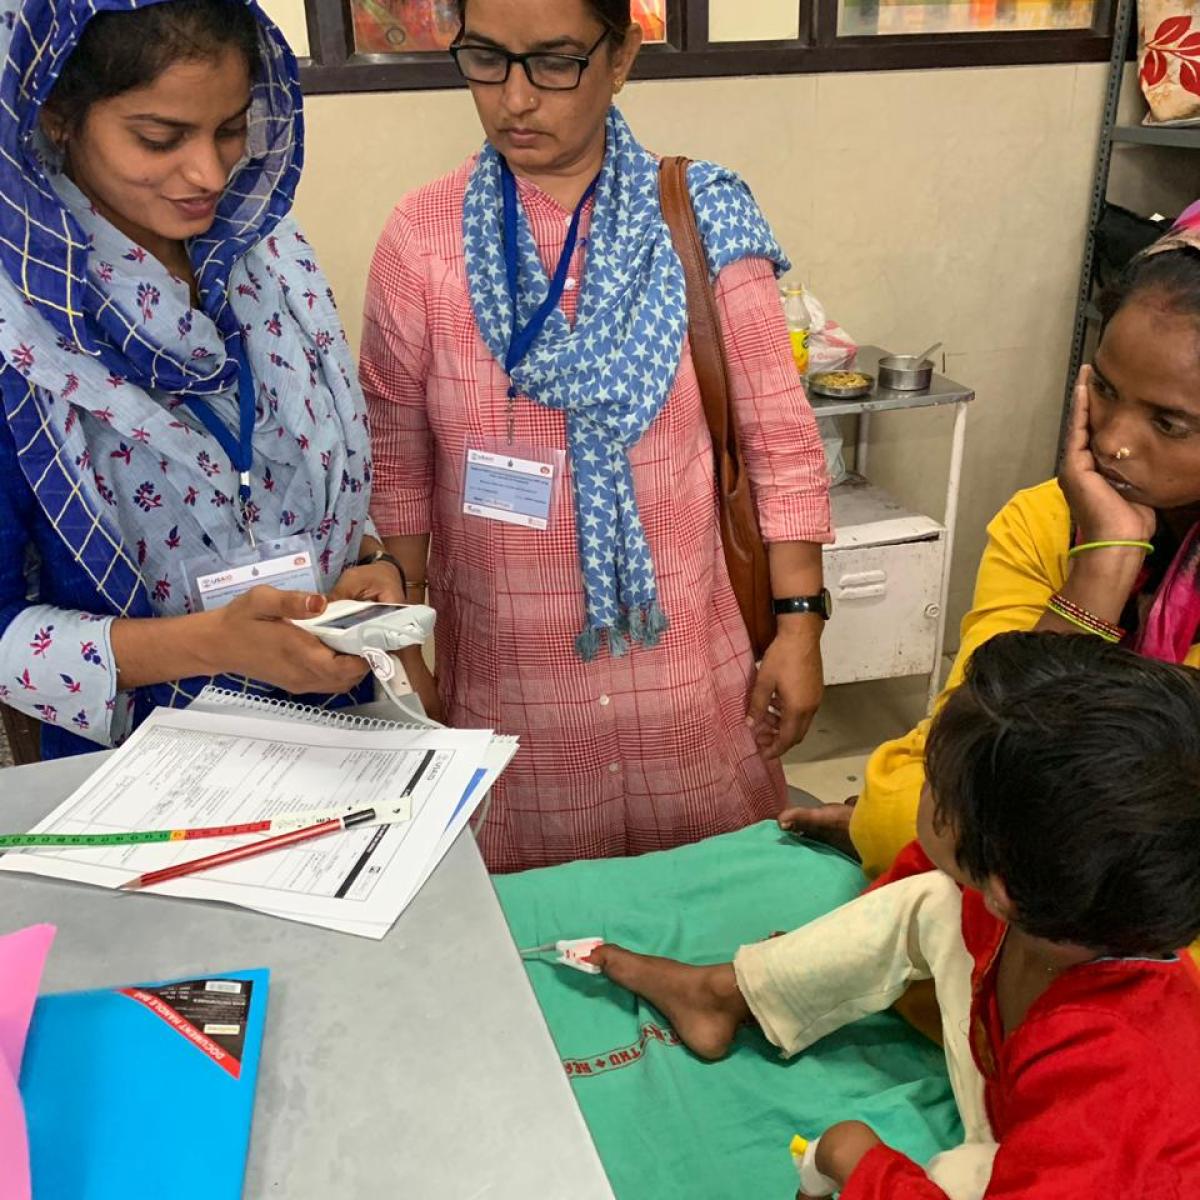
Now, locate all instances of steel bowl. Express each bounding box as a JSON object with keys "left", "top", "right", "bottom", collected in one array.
[
  {"left": 877, "top": 355, "right": 933, "bottom": 391},
  {"left": 808, "top": 371, "right": 874, "bottom": 400}
]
